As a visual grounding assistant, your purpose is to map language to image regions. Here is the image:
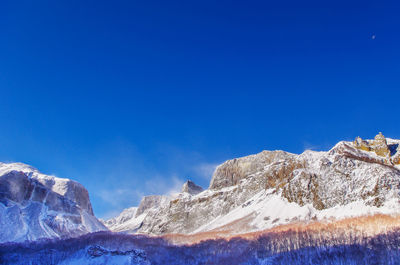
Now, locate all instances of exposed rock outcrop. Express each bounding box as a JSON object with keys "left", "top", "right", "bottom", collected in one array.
[
  {"left": 353, "top": 133, "right": 398, "bottom": 163},
  {"left": 393, "top": 146, "right": 400, "bottom": 165}
]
